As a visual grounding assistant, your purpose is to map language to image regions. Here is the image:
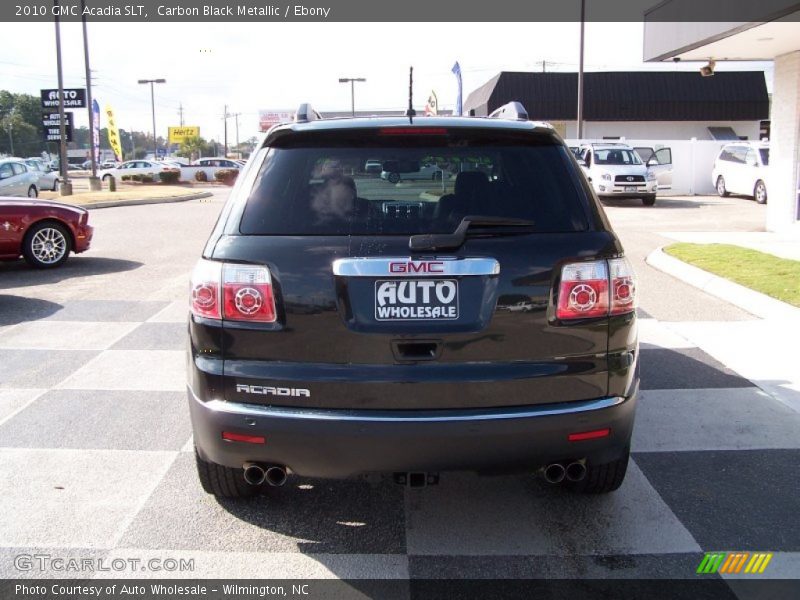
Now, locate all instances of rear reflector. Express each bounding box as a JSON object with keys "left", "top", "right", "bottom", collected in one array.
[
  {"left": 568, "top": 428, "right": 611, "bottom": 442},
  {"left": 222, "top": 431, "right": 266, "bottom": 444},
  {"left": 378, "top": 127, "right": 448, "bottom": 136}
]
